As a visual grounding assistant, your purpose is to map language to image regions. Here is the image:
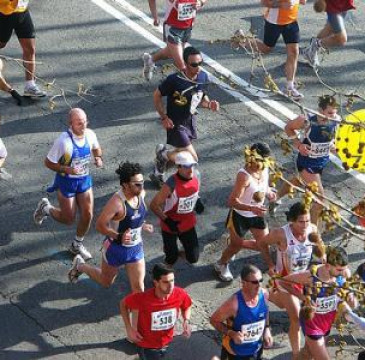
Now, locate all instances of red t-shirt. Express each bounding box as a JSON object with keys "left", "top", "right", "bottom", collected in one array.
[
  {"left": 326, "top": 0, "right": 355, "bottom": 14},
  {"left": 124, "top": 287, "right": 192, "bottom": 349}
]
